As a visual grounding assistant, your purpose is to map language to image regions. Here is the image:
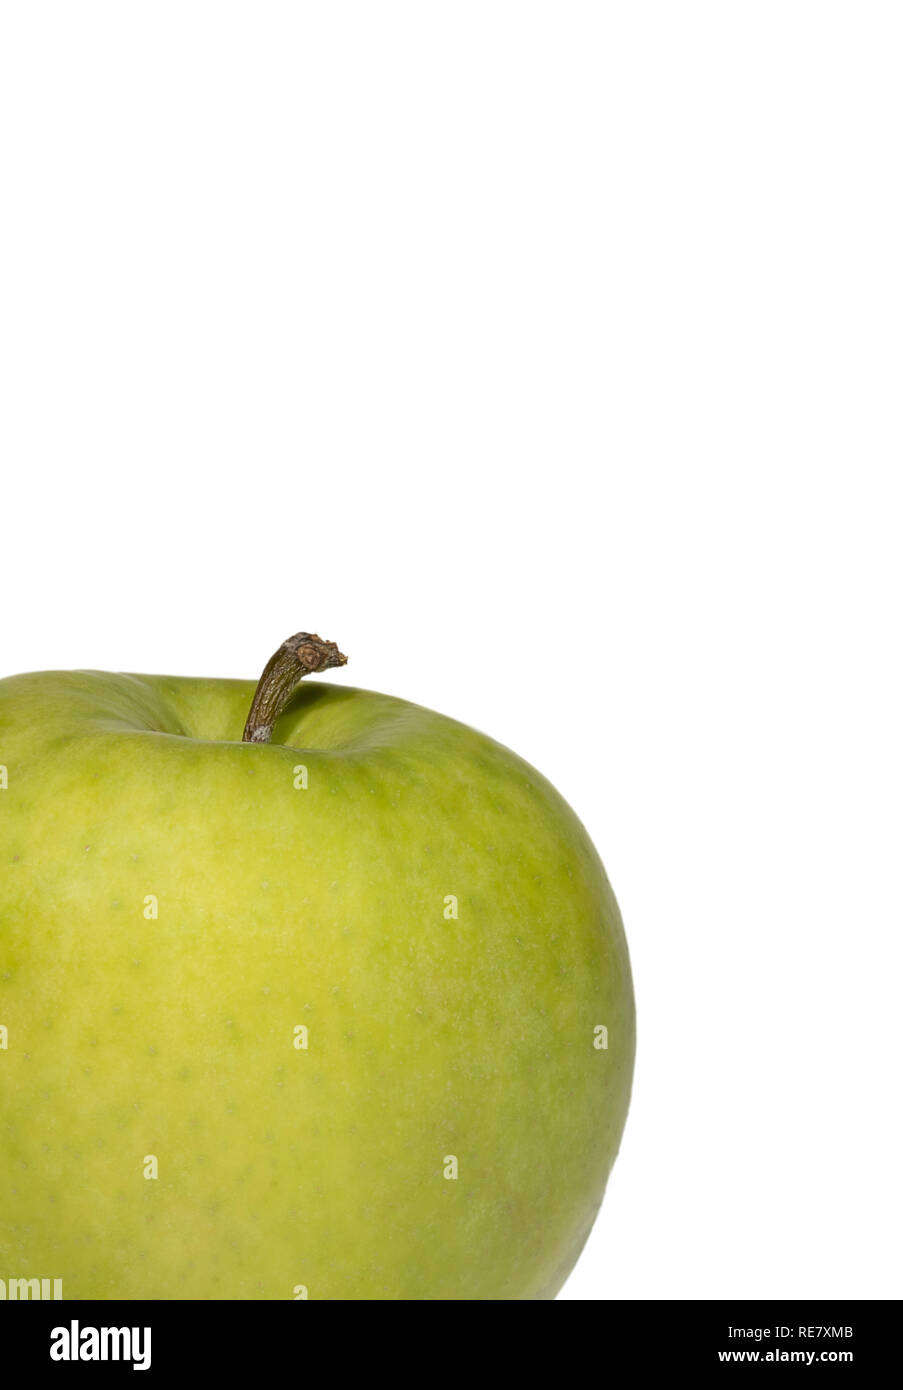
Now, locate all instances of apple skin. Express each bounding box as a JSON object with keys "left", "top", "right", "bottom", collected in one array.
[{"left": 0, "top": 669, "right": 634, "bottom": 1300}]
